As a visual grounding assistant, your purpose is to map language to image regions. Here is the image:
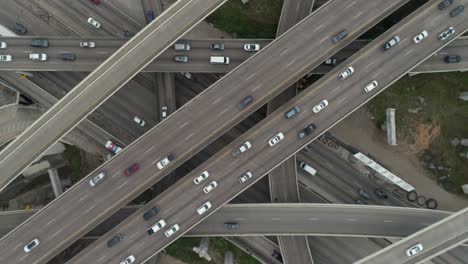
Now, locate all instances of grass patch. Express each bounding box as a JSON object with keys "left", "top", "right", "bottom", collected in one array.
[
  {"left": 63, "top": 145, "right": 82, "bottom": 183},
  {"left": 166, "top": 237, "right": 259, "bottom": 264},
  {"left": 206, "top": 0, "right": 283, "bottom": 38},
  {"left": 368, "top": 72, "right": 468, "bottom": 192}
]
